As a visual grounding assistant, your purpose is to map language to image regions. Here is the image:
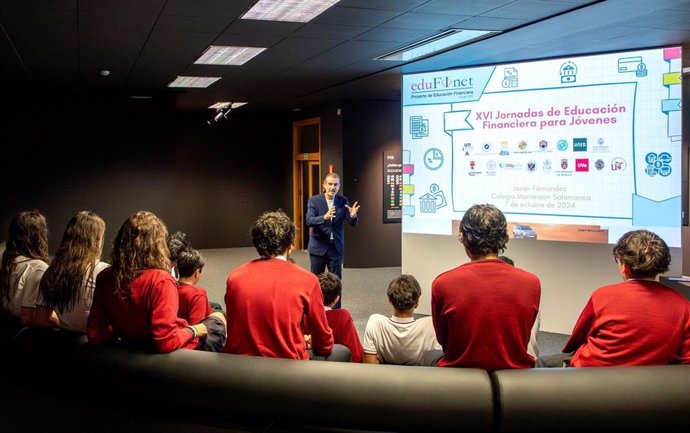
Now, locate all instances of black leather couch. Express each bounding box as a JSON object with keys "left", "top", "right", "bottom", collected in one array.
[{"left": 1, "top": 328, "right": 688, "bottom": 433}]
